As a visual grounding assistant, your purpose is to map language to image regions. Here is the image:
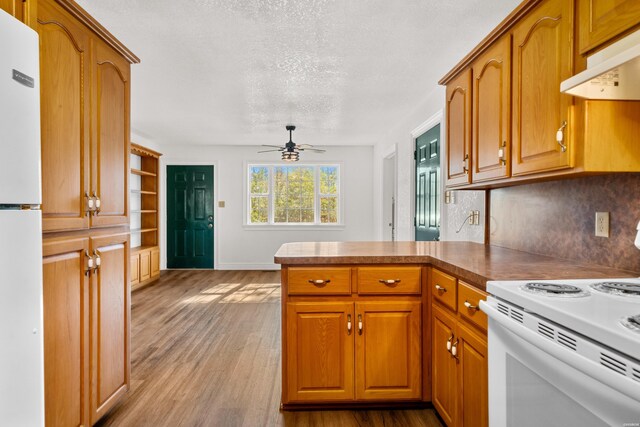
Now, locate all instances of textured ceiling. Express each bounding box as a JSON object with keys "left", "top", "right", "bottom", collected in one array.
[{"left": 76, "top": 0, "right": 521, "bottom": 146}]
